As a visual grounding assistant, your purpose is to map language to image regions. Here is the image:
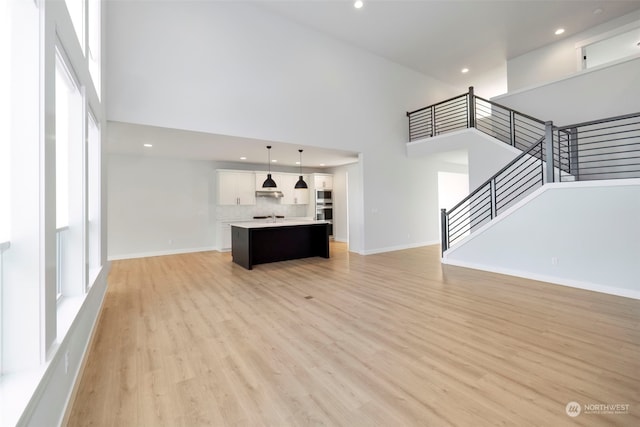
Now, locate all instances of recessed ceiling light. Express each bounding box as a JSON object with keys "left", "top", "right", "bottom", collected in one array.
[
  {"left": 295, "top": 161, "right": 301, "bottom": 165},
  {"left": 461, "top": 68, "right": 469, "bottom": 74},
  {"left": 354, "top": 0, "right": 363, "bottom": 9},
  {"left": 319, "top": 163, "right": 325, "bottom": 167},
  {"left": 271, "top": 159, "right": 277, "bottom": 163},
  {"left": 240, "top": 156, "right": 247, "bottom": 160},
  {"left": 555, "top": 28, "right": 565, "bottom": 35},
  {"left": 143, "top": 143, "right": 153, "bottom": 148}
]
